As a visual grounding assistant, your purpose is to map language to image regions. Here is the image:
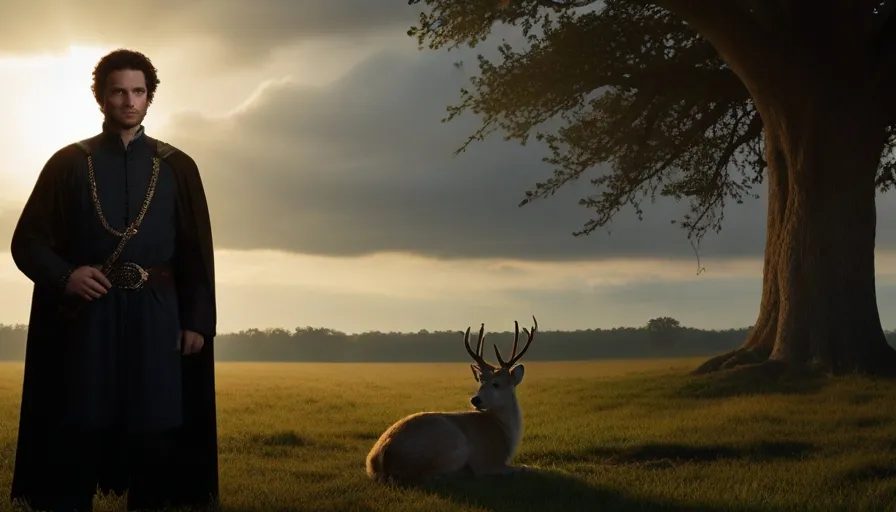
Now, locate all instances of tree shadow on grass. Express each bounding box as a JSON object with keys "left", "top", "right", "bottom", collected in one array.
[
  {"left": 526, "top": 440, "right": 815, "bottom": 468},
  {"left": 419, "top": 469, "right": 775, "bottom": 512},
  {"left": 840, "top": 463, "right": 896, "bottom": 483},
  {"left": 674, "top": 362, "right": 830, "bottom": 399},
  {"left": 218, "top": 507, "right": 379, "bottom": 512},
  {"left": 160, "top": 502, "right": 379, "bottom": 512}
]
